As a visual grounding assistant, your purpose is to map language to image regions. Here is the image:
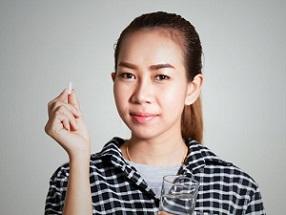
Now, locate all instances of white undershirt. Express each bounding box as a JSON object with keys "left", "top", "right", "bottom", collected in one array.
[{"left": 126, "top": 160, "right": 181, "bottom": 198}]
